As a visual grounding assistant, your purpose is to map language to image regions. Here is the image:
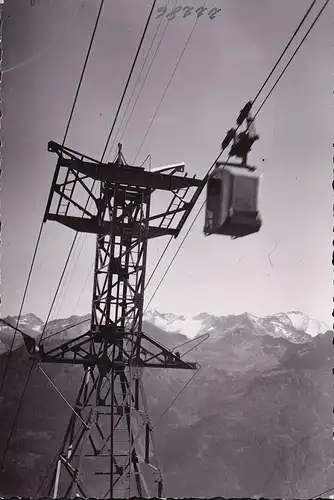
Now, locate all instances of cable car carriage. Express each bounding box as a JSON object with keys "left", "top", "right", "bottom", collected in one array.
[
  {"left": 204, "top": 100, "right": 262, "bottom": 239},
  {"left": 204, "top": 161, "right": 262, "bottom": 239}
]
